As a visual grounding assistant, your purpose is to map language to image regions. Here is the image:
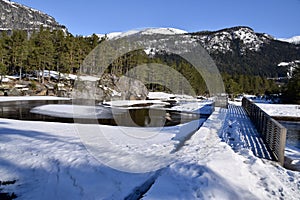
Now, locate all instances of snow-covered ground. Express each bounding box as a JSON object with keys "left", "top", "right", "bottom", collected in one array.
[
  {"left": 231, "top": 100, "right": 300, "bottom": 171},
  {"left": 169, "top": 100, "right": 214, "bottom": 115},
  {"left": 0, "top": 96, "right": 70, "bottom": 102},
  {"left": 230, "top": 97, "right": 300, "bottom": 118},
  {"left": 0, "top": 96, "right": 300, "bottom": 199},
  {"left": 147, "top": 92, "right": 176, "bottom": 100},
  {"left": 144, "top": 107, "right": 300, "bottom": 199},
  {"left": 256, "top": 103, "right": 300, "bottom": 118}
]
